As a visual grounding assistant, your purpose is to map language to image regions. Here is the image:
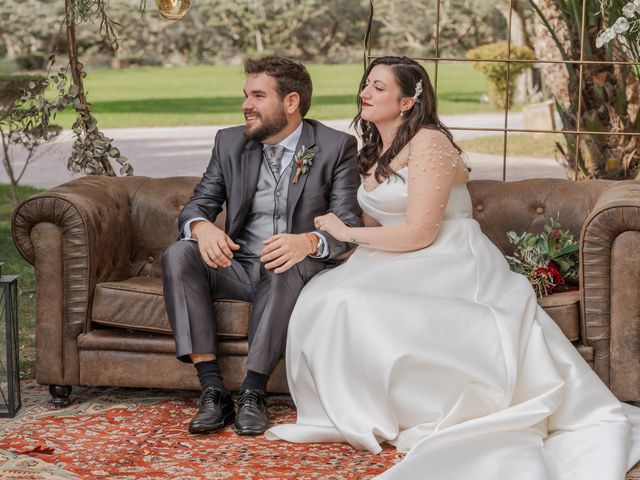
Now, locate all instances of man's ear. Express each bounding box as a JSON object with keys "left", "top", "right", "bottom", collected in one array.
[{"left": 284, "top": 92, "right": 301, "bottom": 115}]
